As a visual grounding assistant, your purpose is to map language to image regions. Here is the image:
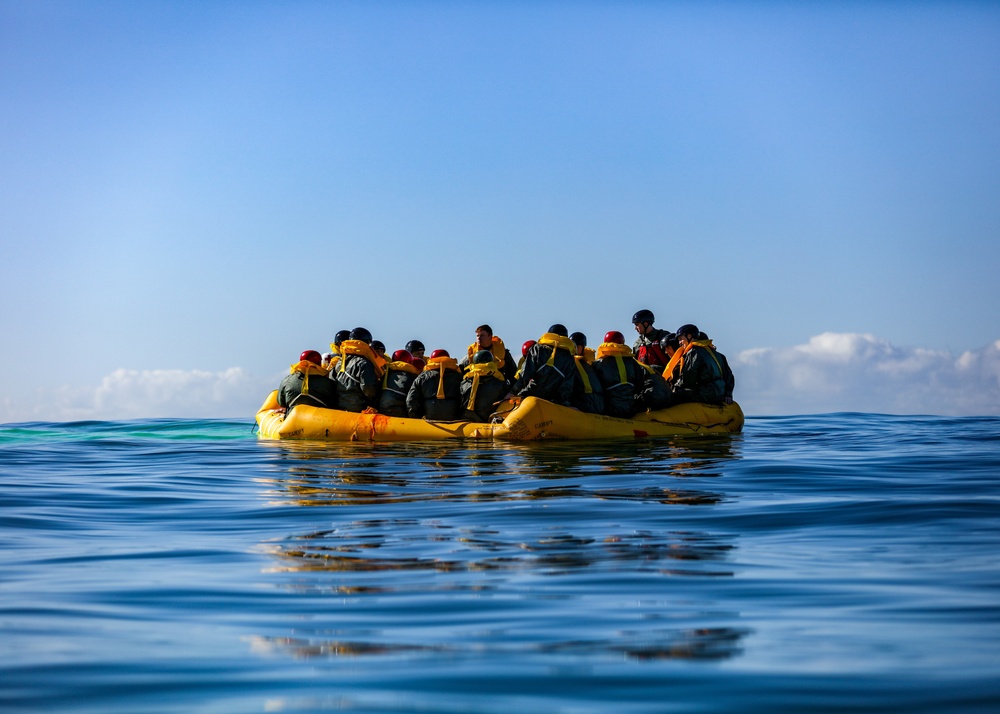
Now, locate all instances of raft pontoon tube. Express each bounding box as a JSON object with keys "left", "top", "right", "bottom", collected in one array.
[{"left": 255, "top": 391, "right": 744, "bottom": 442}]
